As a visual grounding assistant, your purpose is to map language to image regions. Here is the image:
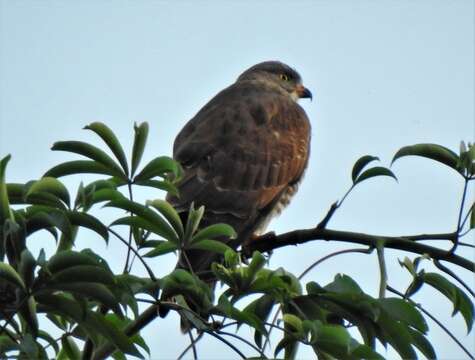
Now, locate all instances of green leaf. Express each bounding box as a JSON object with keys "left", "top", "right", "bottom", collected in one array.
[
  {"left": 143, "top": 241, "right": 178, "bottom": 257},
  {"left": 146, "top": 199, "right": 184, "bottom": 239},
  {"left": 378, "top": 297, "right": 428, "bottom": 333},
  {"left": 131, "top": 122, "right": 149, "bottom": 177},
  {"left": 59, "top": 335, "right": 80, "bottom": 360},
  {"left": 84, "top": 122, "right": 129, "bottom": 176},
  {"left": 0, "top": 155, "right": 14, "bottom": 222},
  {"left": 423, "top": 272, "right": 474, "bottom": 332},
  {"left": 0, "top": 262, "right": 26, "bottom": 290},
  {"left": 354, "top": 166, "right": 397, "bottom": 185},
  {"left": 25, "top": 191, "right": 68, "bottom": 210},
  {"left": 350, "top": 342, "right": 385, "bottom": 360},
  {"left": 407, "top": 328, "right": 436, "bottom": 359},
  {"left": 106, "top": 198, "right": 178, "bottom": 242},
  {"left": 315, "top": 324, "right": 352, "bottom": 357},
  {"left": 66, "top": 211, "right": 109, "bottom": 243},
  {"left": 47, "top": 250, "right": 101, "bottom": 273},
  {"left": 18, "top": 296, "right": 39, "bottom": 338},
  {"left": 189, "top": 239, "right": 233, "bottom": 254},
  {"left": 377, "top": 311, "right": 417, "bottom": 359},
  {"left": 50, "top": 265, "right": 115, "bottom": 285},
  {"left": 46, "top": 282, "right": 122, "bottom": 317},
  {"left": 392, "top": 143, "right": 461, "bottom": 174},
  {"left": 324, "top": 274, "right": 363, "bottom": 294},
  {"left": 0, "top": 334, "right": 19, "bottom": 354},
  {"left": 111, "top": 215, "right": 177, "bottom": 245},
  {"left": 283, "top": 313, "right": 303, "bottom": 333},
  {"left": 25, "top": 211, "right": 58, "bottom": 239},
  {"left": 134, "top": 156, "right": 181, "bottom": 181},
  {"left": 192, "top": 223, "right": 236, "bottom": 243},
  {"left": 52, "top": 141, "right": 125, "bottom": 179},
  {"left": 37, "top": 330, "right": 60, "bottom": 355},
  {"left": 6, "top": 182, "right": 26, "bottom": 204},
  {"left": 183, "top": 204, "right": 204, "bottom": 244},
  {"left": 27, "top": 177, "right": 70, "bottom": 207},
  {"left": 246, "top": 251, "right": 266, "bottom": 280},
  {"left": 352, "top": 155, "right": 379, "bottom": 183},
  {"left": 133, "top": 179, "right": 179, "bottom": 197},
  {"left": 19, "top": 249, "right": 36, "bottom": 288},
  {"left": 44, "top": 160, "right": 119, "bottom": 178}
]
